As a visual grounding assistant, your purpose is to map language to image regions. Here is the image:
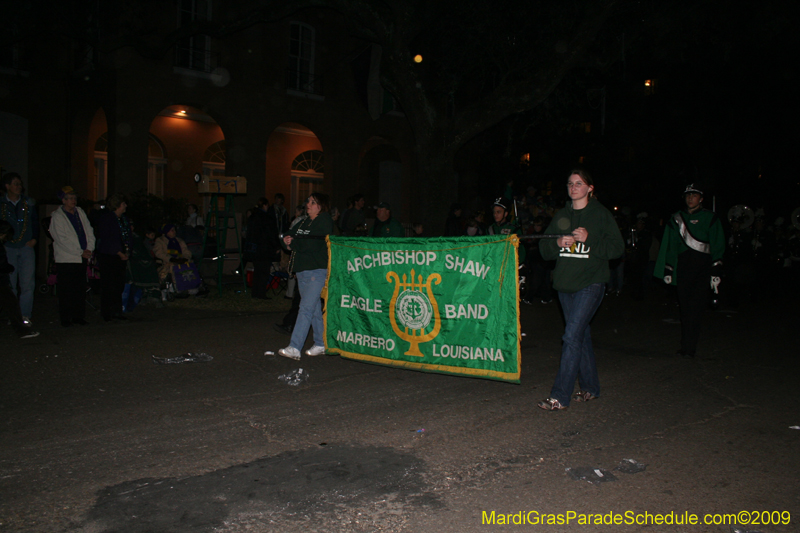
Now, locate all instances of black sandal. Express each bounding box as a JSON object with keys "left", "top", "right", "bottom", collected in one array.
[
  {"left": 538, "top": 397, "right": 567, "bottom": 410},
  {"left": 571, "top": 390, "right": 597, "bottom": 402}
]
